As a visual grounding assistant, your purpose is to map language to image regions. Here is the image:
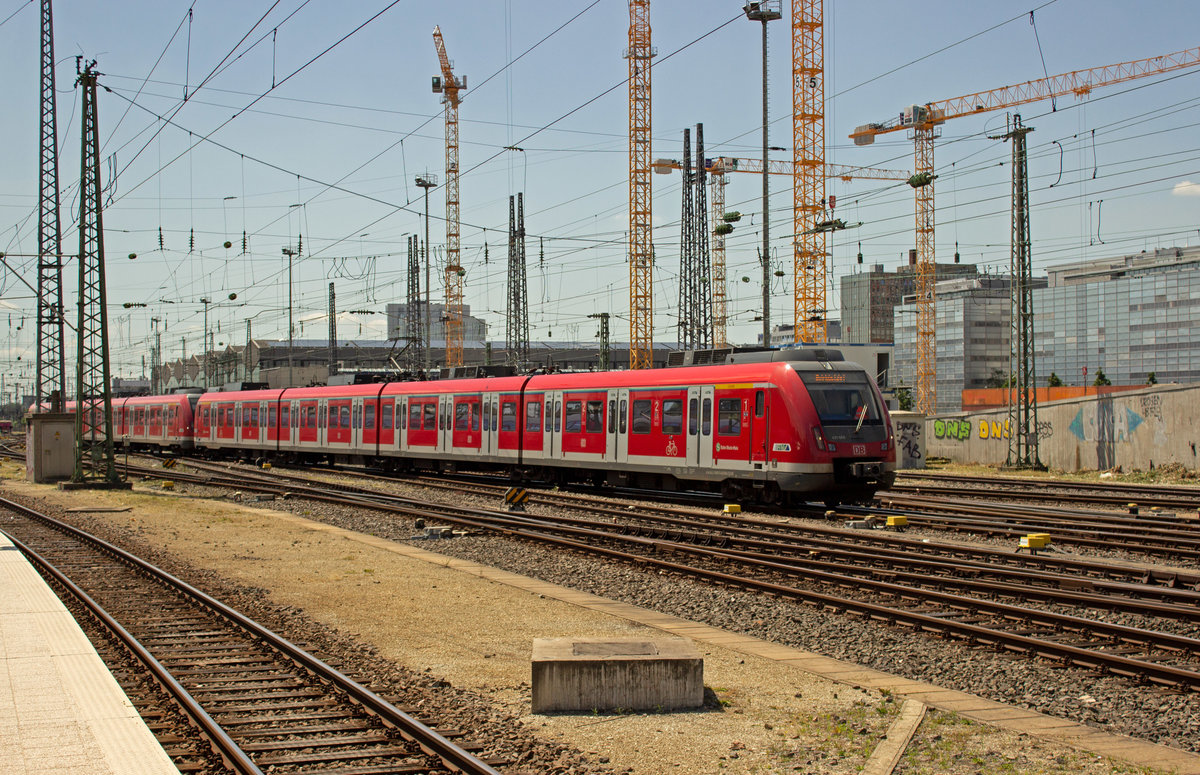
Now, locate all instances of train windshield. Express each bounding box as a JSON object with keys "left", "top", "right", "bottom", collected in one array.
[{"left": 798, "top": 372, "right": 882, "bottom": 428}]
